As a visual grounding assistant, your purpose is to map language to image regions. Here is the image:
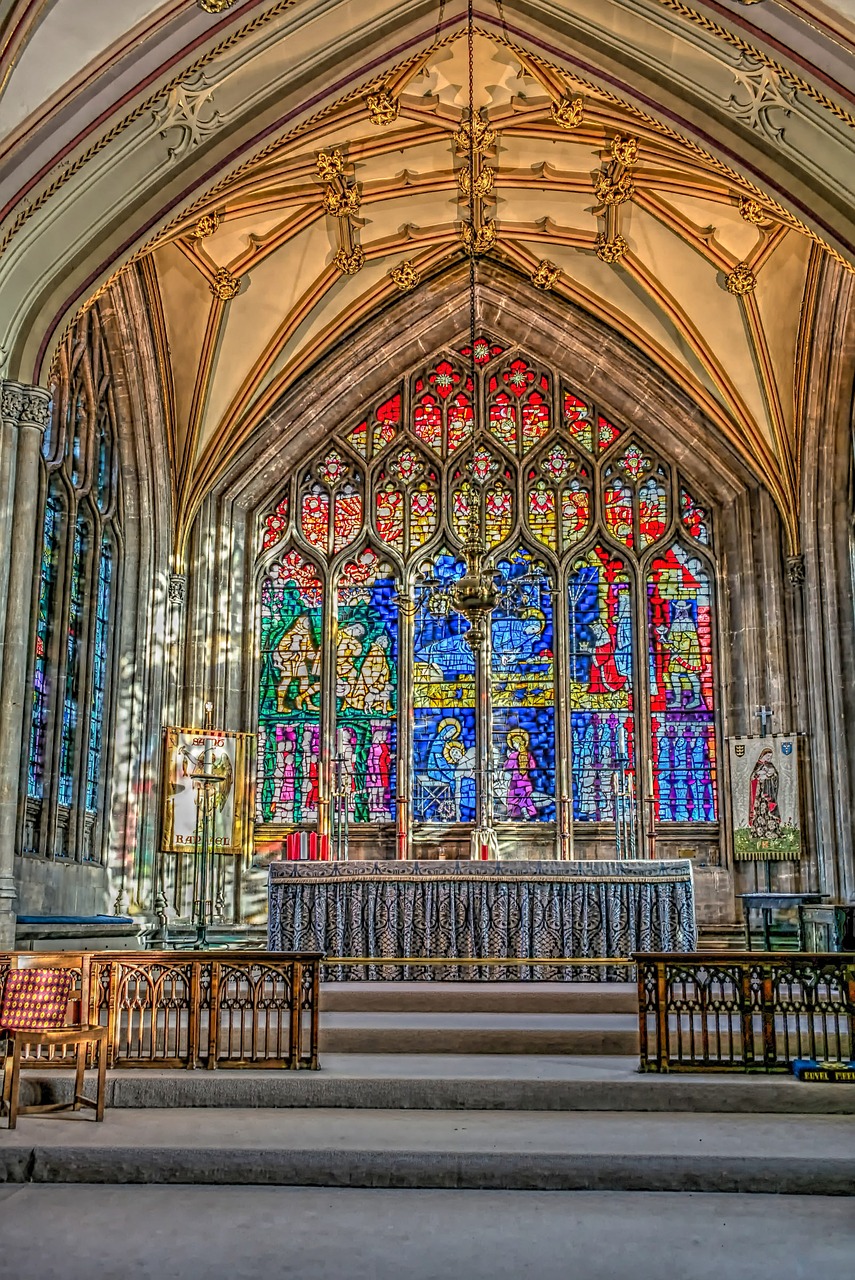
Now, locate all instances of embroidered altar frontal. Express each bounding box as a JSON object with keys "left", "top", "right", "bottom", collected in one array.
[{"left": 267, "top": 860, "right": 697, "bottom": 980}]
